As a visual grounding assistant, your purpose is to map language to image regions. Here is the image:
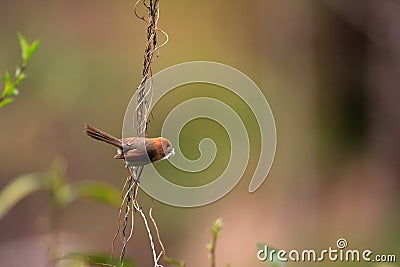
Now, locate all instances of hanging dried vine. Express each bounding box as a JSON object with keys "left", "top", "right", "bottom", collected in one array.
[{"left": 111, "top": 1, "right": 169, "bottom": 266}]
